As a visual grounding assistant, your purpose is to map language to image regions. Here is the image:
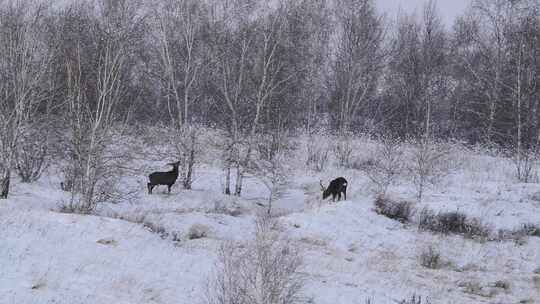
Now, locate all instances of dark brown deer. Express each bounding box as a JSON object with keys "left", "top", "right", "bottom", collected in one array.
[
  {"left": 148, "top": 161, "right": 181, "bottom": 194},
  {"left": 320, "top": 177, "right": 348, "bottom": 201}
]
